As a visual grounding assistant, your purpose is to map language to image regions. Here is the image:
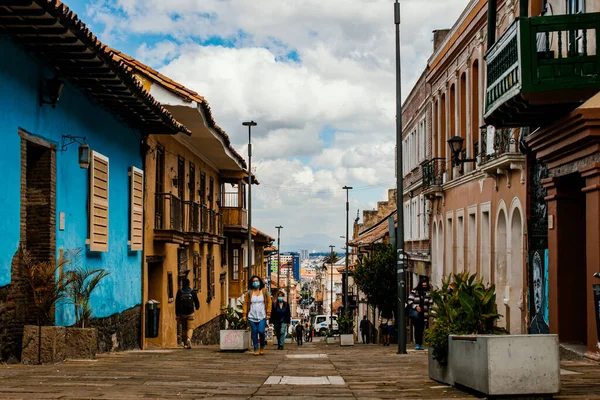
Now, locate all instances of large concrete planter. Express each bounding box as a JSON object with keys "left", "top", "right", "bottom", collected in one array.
[
  {"left": 21, "top": 326, "right": 66, "bottom": 364},
  {"left": 448, "top": 334, "right": 560, "bottom": 396},
  {"left": 340, "top": 334, "right": 354, "bottom": 346},
  {"left": 428, "top": 349, "right": 453, "bottom": 385},
  {"left": 65, "top": 327, "right": 98, "bottom": 360},
  {"left": 219, "top": 330, "right": 250, "bottom": 351}
]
